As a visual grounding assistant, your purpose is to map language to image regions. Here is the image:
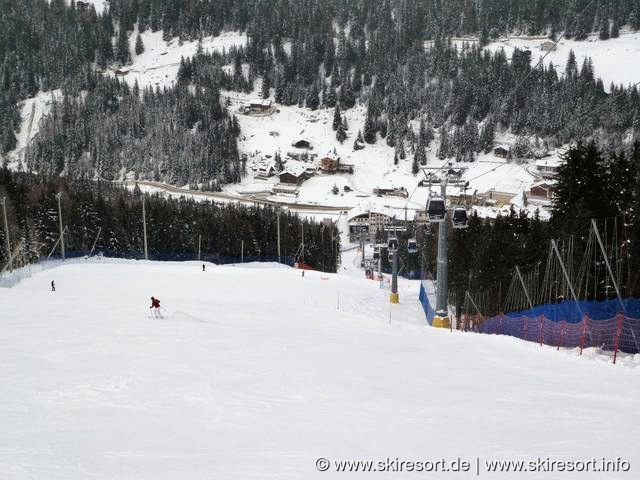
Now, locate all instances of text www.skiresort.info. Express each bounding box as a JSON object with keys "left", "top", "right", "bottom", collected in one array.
[{"left": 315, "top": 456, "right": 632, "bottom": 474}]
